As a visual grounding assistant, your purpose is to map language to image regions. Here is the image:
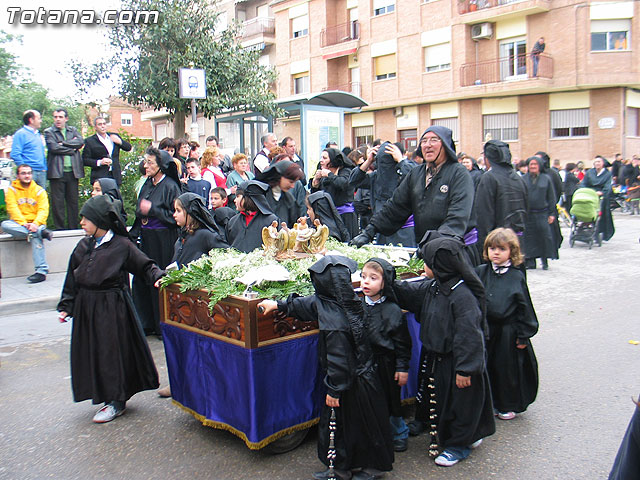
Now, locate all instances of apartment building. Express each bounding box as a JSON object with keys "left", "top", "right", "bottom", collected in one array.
[{"left": 270, "top": 0, "right": 640, "bottom": 164}]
